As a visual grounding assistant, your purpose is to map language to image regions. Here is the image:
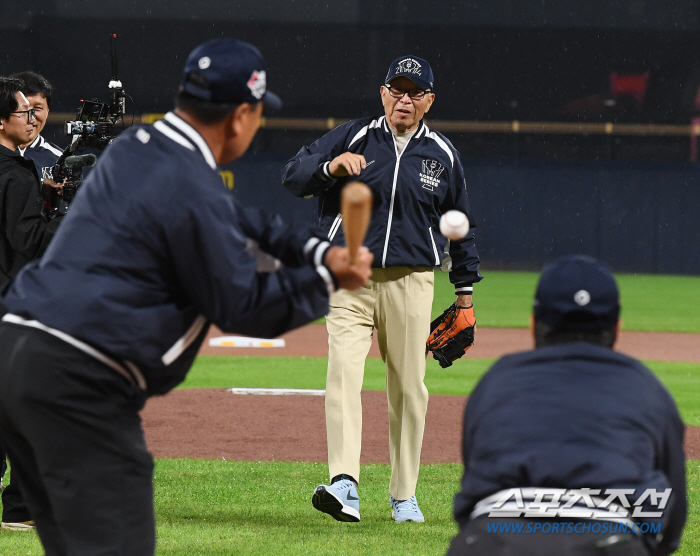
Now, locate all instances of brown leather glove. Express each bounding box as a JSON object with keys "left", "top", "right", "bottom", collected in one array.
[{"left": 426, "top": 303, "right": 476, "bottom": 368}]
